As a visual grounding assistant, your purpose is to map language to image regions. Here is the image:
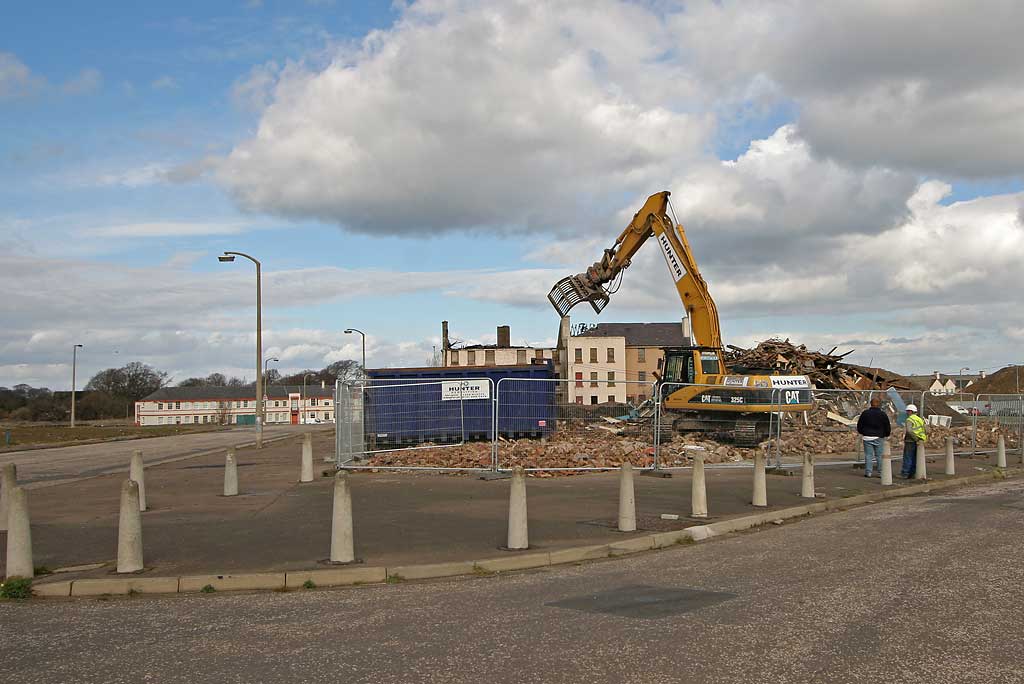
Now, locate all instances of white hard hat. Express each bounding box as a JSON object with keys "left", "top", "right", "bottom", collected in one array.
[{"left": 906, "top": 404, "right": 918, "bottom": 412}]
